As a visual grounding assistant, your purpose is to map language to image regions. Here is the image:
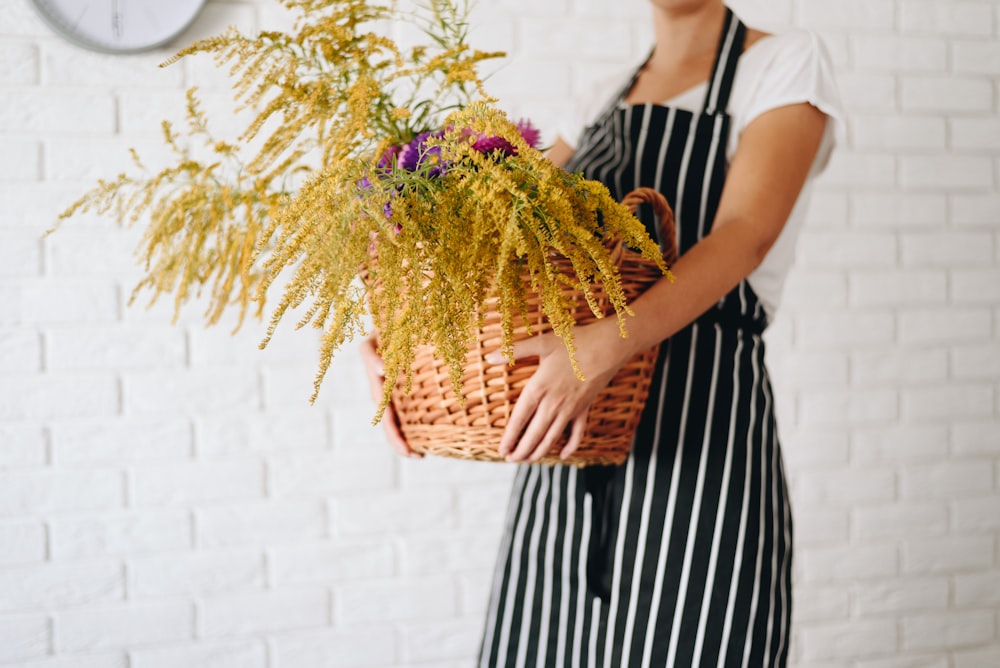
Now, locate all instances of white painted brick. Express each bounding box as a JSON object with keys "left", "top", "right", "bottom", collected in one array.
[
  {"left": 54, "top": 601, "right": 192, "bottom": 652},
  {"left": 0, "top": 561, "right": 123, "bottom": 613},
  {"left": 900, "top": 462, "right": 994, "bottom": 500},
  {"left": 0, "top": 520, "right": 47, "bottom": 566},
  {"left": 854, "top": 578, "right": 949, "bottom": 616},
  {"left": 795, "top": 467, "right": 897, "bottom": 508},
  {"left": 900, "top": 232, "right": 993, "bottom": 267},
  {"left": 399, "top": 454, "right": 515, "bottom": 488},
  {"left": 796, "top": 0, "right": 894, "bottom": 29},
  {"left": 849, "top": 271, "right": 947, "bottom": 307},
  {"left": 477, "top": 60, "right": 572, "bottom": 102},
  {"left": 46, "top": 325, "right": 186, "bottom": 371},
  {"left": 195, "top": 500, "right": 326, "bottom": 549},
  {"left": 42, "top": 46, "right": 182, "bottom": 88},
  {"left": 129, "top": 550, "right": 264, "bottom": 598},
  {"left": 852, "top": 36, "right": 947, "bottom": 73},
  {"left": 804, "top": 192, "right": 849, "bottom": 227},
  {"left": 0, "top": 469, "right": 123, "bottom": 517},
  {"left": 0, "top": 91, "right": 116, "bottom": 134},
  {"left": 790, "top": 507, "right": 849, "bottom": 547},
  {"left": 791, "top": 585, "right": 849, "bottom": 623},
  {"left": 198, "top": 589, "right": 328, "bottom": 637},
  {"left": 196, "top": 408, "right": 328, "bottom": 457},
  {"left": 130, "top": 639, "right": 267, "bottom": 668},
  {"left": 796, "top": 312, "right": 895, "bottom": 348},
  {"left": 50, "top": 510, "right": 190, "bottom": 560},
  {"left": 268, "top": 541, "right": 395, "bottom": 586},
  {"left": 457, "top": 482, "right": 518, "bottom": 530},
  {"left": 953, "top": 571, "right": 1000, "bottom": 608},
  {"left": 820, "top": 153, "right": 897, "bottom": 189},
  {"left": 268, "top": 452, "right": 394, "bottom": 498},
  {"left": 853, "top": 503, "right": 948, "bottom": 541},
  {"left": 952, "top": 270, "right": 1000, "bottom": 304},
  {"left": 49, "top": 417, "right": 191, "bottom": 465},
  {"left": 331, "top": 490, "right": 455, "bottom": 535},
  {"left": 44, "top": 228, "right": 140, "bottom": 278},
  {"left": 952, "top": 420, "right": 1000, "bottom": 456},
  {"left": 900, "top": 0, "right": 996, "bottom": 36},
  {"left": 953, "top": 497, "right": 1000, "bottom": 531},
  {"left": 902, "top": 535, "right": 993, "bottom": 574},
  {"left": 953, "top": 41, "right": 1000, "bottom": 76},
  {"left": 0, "top": 43, "right": 38, "bottom": 84},
  {"left": 335, "top": 577, "right": 455, "bottom": 624},
  {"left": 0, "top": 328, "right": 42, "bottom": 372},
  {"left": 852, "top": 193, "right": 946, "bottom": 228},
  {"left": 778, "top": 271, "right": 847, "bottom": 309},
  {"left": 131, "top": 459, "right": 263, "bottom": 507},
  {"left": 0, "top": 373, "right": 119, "bottom": 421},
  {"left": 0, "top": 140, "right": 41, "bottom": 181},
  {"left": 851, "top": 116, "right": 946, "bottom": 152},
  {"left": 902, "top": 385, "right": 994, "bottom": 421},
  {"left": 852, "top": 425, "right": 950, "bottom": 463},
  {"left": 188, "top": 322, "right": 317, "bottom": 367},
  {"left": 269, "top": 626, "right": 396, "bottom": 668},
  {"left": 782, "top": 429, "right": 849, "bottom": 469},
  {"left": 951, "top": 194, "right": 1000, "bottom": 226},
  {"left": 399, "top": 531, "right": 503, "bottom": 576},
  {"left": 799, "top": 389, "right": 898, "bottom": 427},
  {"left": 798, "top": 232, "right": 897, "bottom": 268},
  {"left": 797, "top": 618, "right": 897, "bottom": 660},
  {"left": 902, "top": 610, "right": 995, "bottom": 651},
  {"left": 457, "top": 570, "right": 493, "bottom": 616},
  {"left": 330, "top": 401, "right": 393, "bottom": 455},
  {"left": 400, "top": 618, "right": 483, "bottom": 663},
  {"left": 952, "top": 119, "right": 1000, "bottom": 152},
  {"left": 836, "top": 73, "right": 897, "bottom": 113},
  {"left": 0, "top": 423, "right": 47, "bottom": 468},
  {"left": 901, "top": 156, "right": 995, "bottom": 191},
  {"left": 897, "top": 308, "right": 992, "bottom": 344},
  {"left": 0, "top": 615, "right": 49, "bottom": 663},
  {"left": 122, "top": 369, "right": 260, "bottom": 416},
  {"left": 850, "top": 347, "right": 948, "bottom": 385},
  {"left": 954, "top": 647, "right": 1000, "bottom": 668},
  {"left": 0, "top": 651, "right": 128, "bottom": 668},
  {"left": 520, "top": 20, "right": 631, "bottom": 61},
  {"left": 901, "top": 78, "right": 993, "bottom": 113},
  {"left": 0, "top": 280, "right": 119, "bottom": 326}
]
